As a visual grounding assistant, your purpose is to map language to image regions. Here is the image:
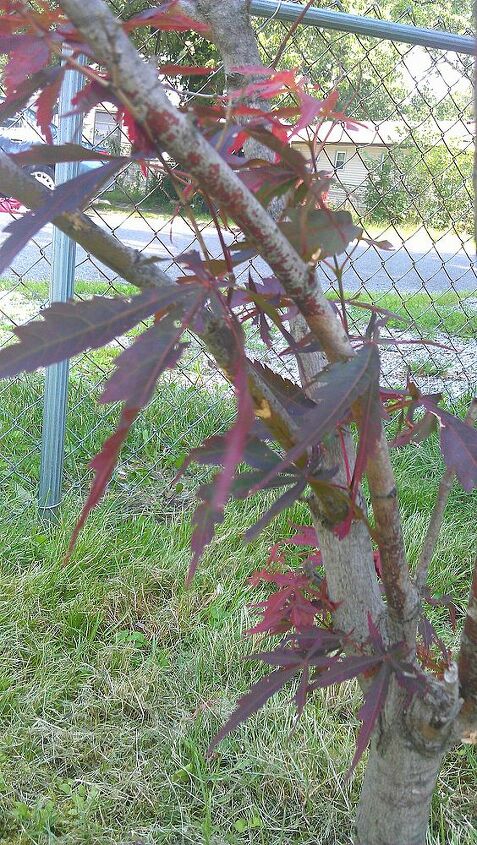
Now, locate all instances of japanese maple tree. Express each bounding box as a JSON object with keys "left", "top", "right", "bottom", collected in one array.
[{"left": 0, "top": 1, "right": 476, "bottom": 843}]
